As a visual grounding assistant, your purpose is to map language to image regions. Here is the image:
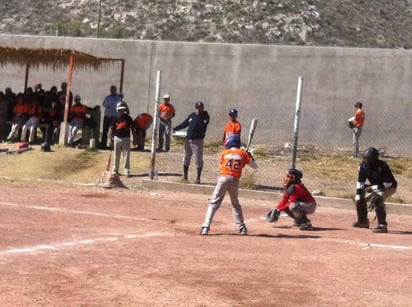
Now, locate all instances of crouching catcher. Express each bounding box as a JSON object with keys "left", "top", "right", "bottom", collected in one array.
[
  {"left": 266, "top": 168, "right": 317, "bottom": 231},
  {"left": 353, "top": 147, "right": 397, "bottom": 233}
]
